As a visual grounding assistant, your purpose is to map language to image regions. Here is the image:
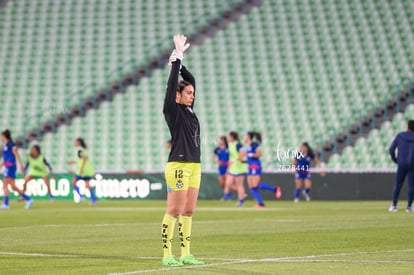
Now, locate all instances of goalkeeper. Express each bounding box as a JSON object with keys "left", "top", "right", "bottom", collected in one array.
[{"left": 160, "top": 34, "right": 204, "bottom": 267}]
